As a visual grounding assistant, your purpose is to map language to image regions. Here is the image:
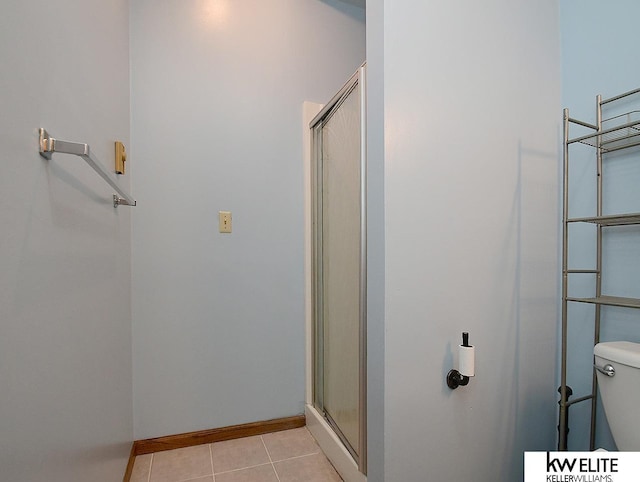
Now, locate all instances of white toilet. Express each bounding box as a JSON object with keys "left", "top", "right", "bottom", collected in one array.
[{"left": 594, "top": 341, "right": 640, "bottom": 450}]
